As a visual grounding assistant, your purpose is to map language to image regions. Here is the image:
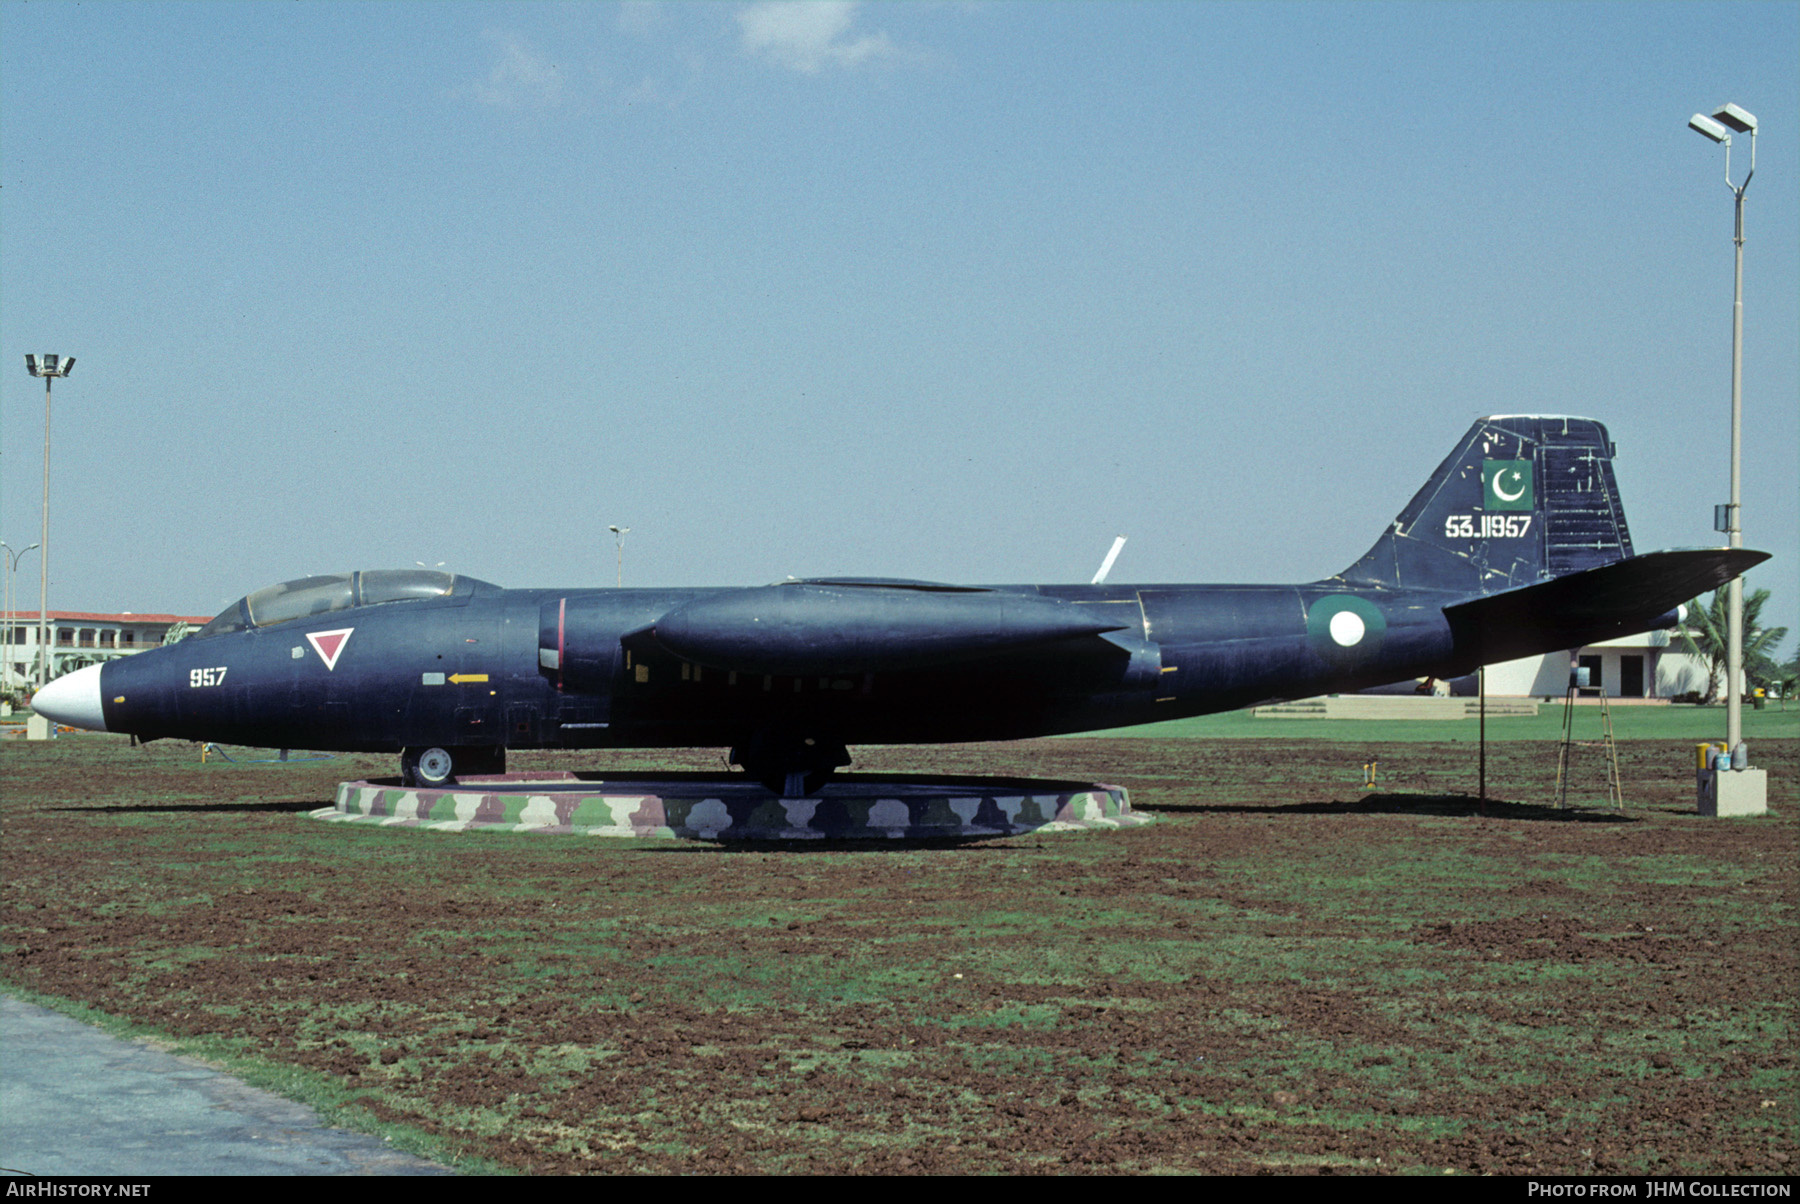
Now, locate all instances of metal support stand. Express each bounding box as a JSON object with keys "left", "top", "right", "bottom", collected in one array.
[
  {"left": 1479, "top": 665, "right": 1487, "bottom": 815},
  {"left": 1555, "top": 676, "right": 1624, "bottom": 810}
]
